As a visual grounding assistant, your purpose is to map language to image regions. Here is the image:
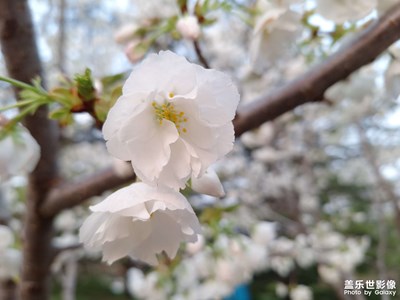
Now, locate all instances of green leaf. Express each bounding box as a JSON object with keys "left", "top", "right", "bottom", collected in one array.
[
  {"left": 49, "top": 87, "right": 82, "bottom": 108},
  {"left": 94, "top": 86, "right": 122, "bottom": 122},
  {"left": 49, "top": 107, "right": 73, "bottom": 126},
  {"left": 74, "top": 68, "right": 95, "bottom": 101}
]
